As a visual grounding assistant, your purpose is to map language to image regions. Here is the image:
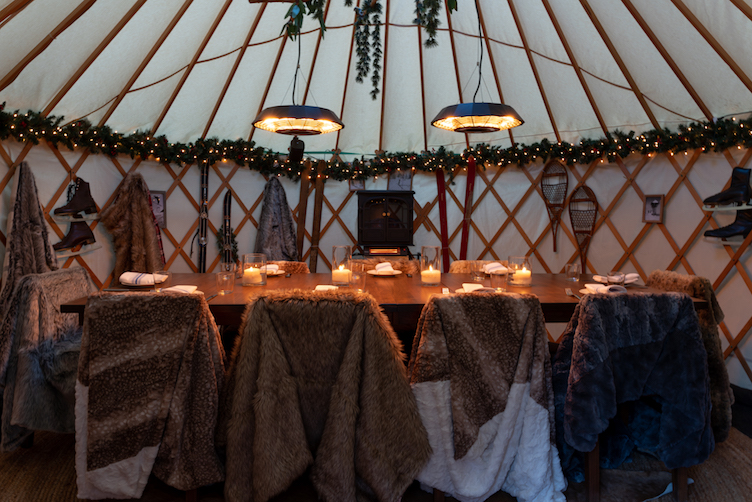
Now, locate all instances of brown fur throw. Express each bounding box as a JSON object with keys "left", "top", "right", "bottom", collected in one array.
[
  {"left": 0, "top": 268, "right": 94, "bottom": 451},
  {"left": 76, "top": 292, "right": 225, "bottom": 499},
  {"left": 358, "top": 258, "right": 420, "bottom": 276},
  {"left": 220, "top": 290, "right": 431, "bottom": 502},
  {"left": 646, "top": 269, "right": 733, "bottom": 443},
  {"left": 268, "top": 260, "right": 310, "bottom": 274},
  {"left": 0, "top": 162, "right": 57, "bottom": 318},
  {"left": 407, "top": 293, "right": 565, "bottom": 502},
  {"left": 447, "top": 260, "right": 507, "bottom": 274},
  {"left": 100, "top": 174, "right": 163, "bottom": 280}
]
